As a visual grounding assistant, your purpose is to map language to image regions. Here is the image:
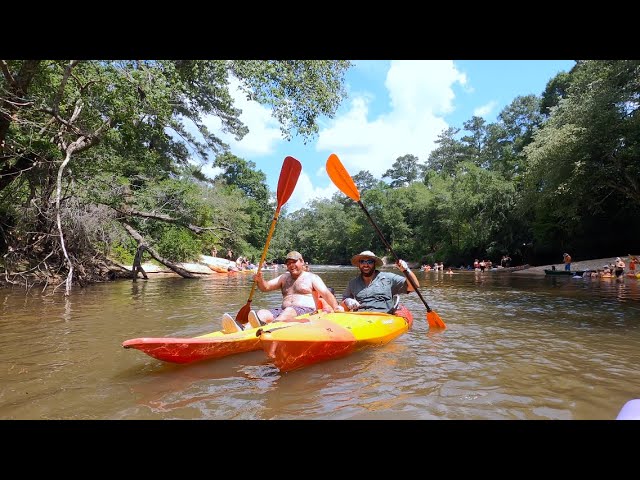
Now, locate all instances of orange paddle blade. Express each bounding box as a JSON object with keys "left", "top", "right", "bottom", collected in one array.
[
  {"left": 427, "top": 310, "right": 446, "bottom": 330},
  {"left": 326, "top": 153, "right": 360, "bottom": 202}
]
